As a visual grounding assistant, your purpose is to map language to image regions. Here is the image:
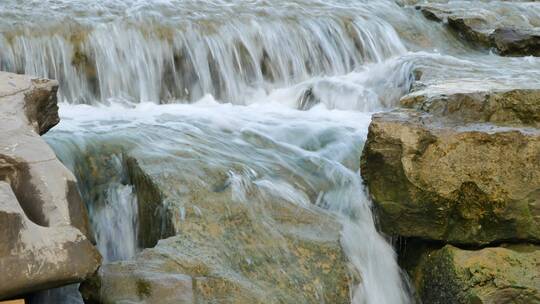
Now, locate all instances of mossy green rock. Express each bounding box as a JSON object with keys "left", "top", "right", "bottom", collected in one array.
[
  {"left": 409, "top": 244, "right": 540, "bottom": 304},
  {"left": 360, "top": 110, "right": 540, "bottom": 245}
]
